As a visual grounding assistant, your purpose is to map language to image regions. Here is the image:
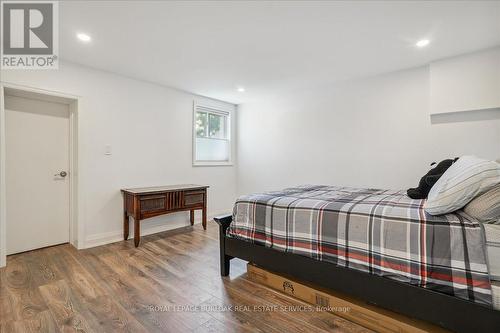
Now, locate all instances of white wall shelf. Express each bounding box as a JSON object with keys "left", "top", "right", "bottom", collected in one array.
[{"left": 430, "top": 47, "right": 500, "bottom": 115}]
